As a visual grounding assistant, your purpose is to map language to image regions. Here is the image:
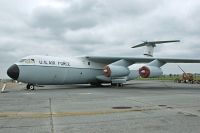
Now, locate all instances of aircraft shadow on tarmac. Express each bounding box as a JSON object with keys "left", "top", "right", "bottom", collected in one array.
[{"left": 21, "top": 81, "right": 200, "bottom": 91}]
